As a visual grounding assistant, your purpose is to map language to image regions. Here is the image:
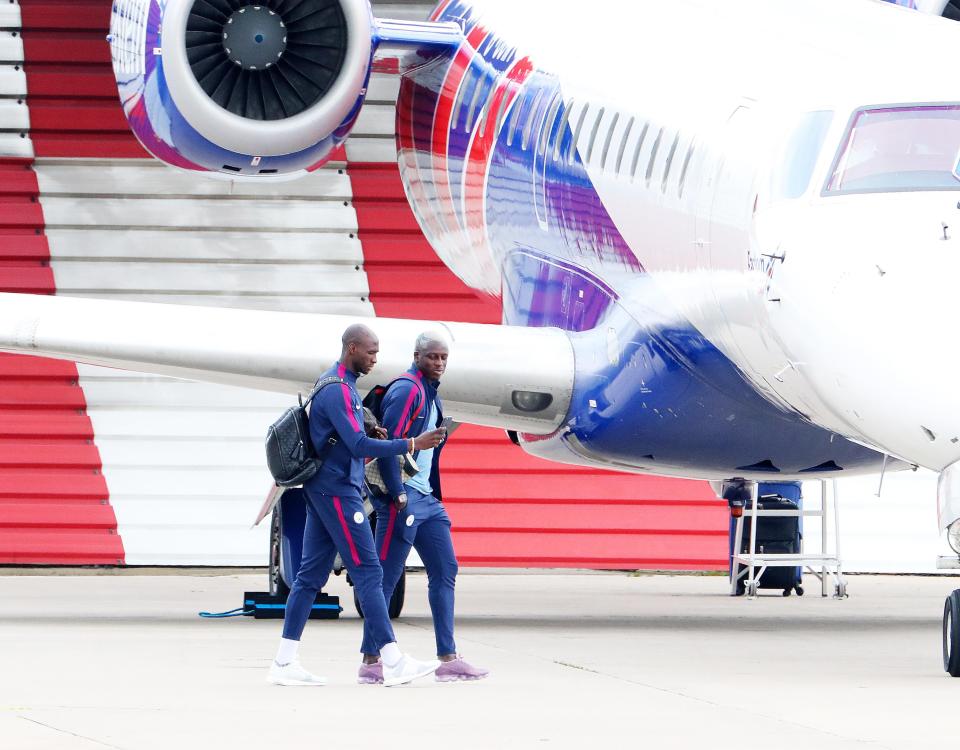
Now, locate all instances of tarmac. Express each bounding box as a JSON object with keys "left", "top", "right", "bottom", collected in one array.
[{"left": 2, "top": 569, "right": 959, "bottom": 750}]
